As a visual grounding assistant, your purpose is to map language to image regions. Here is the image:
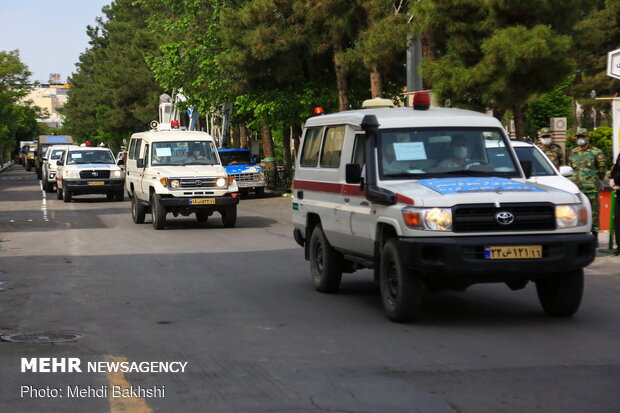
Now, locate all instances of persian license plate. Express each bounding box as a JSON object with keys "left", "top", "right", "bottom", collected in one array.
[
  {"left": 189, "top": 198, "right": 215, "bottom": 205},
  {"left": 484, "top": 245, "right": 542, "bottom": 260},
  {"left": 87, "top": 181, "right": 105, "bottom": 186}
]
